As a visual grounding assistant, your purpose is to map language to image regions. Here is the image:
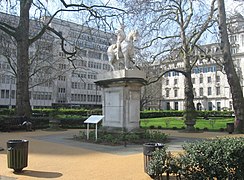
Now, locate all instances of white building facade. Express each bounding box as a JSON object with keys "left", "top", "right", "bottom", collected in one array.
[
  {"left": 0, "top": 13, "right": 113, "bottom": 109},
  {"left": 161, "top": 14, "right": 244, "bottom": 111}
]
